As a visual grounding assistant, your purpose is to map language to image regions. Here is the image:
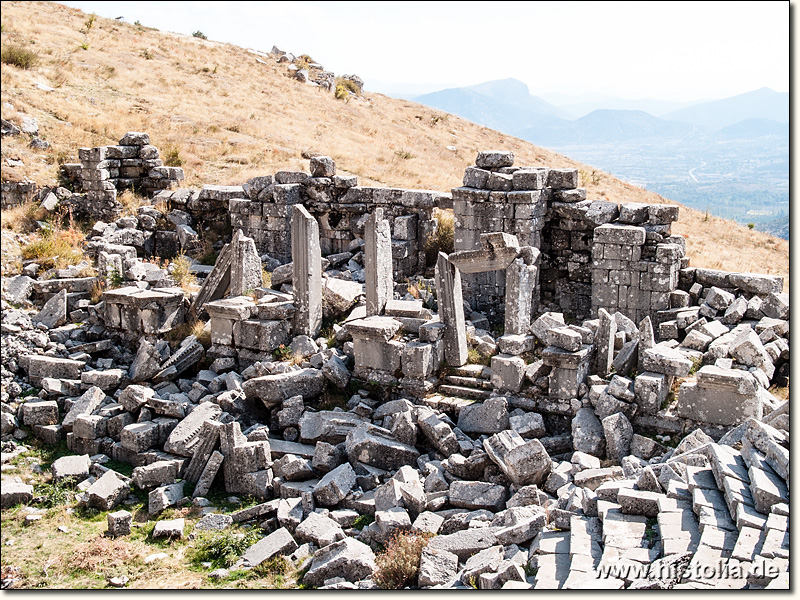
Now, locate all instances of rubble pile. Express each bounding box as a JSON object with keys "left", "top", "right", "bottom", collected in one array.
[{"left": 0, "top": 146, "right": 789, "bottom": 590}]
